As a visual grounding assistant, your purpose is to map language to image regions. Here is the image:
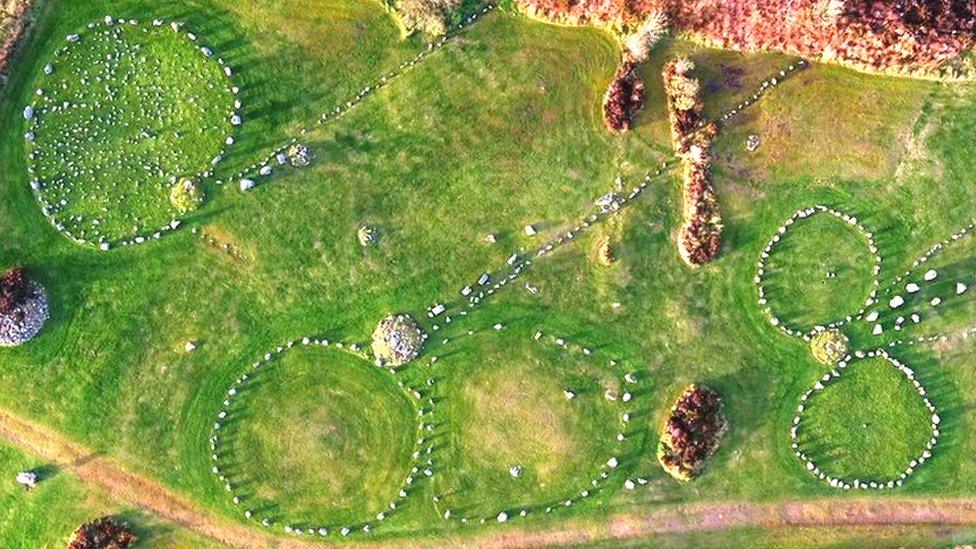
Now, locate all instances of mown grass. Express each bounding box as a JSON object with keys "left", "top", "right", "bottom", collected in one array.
[
  {"left": 796, "top": 357, "right": 932, "bottom": 481},
  {"left": 761, "top": 212, "right": 876, "bottom": 331},
  {"left": 2, "top": 0, "right": 976, "bottom": 545},
  {"left": 0, "top": 441, "right": 220, "bottom": 548},
  {"left": 229, "top": 346, "right": 417, "bottom": 528},
  {"left": 28, "top": 19, "right": 233, "bottom": 242}
]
